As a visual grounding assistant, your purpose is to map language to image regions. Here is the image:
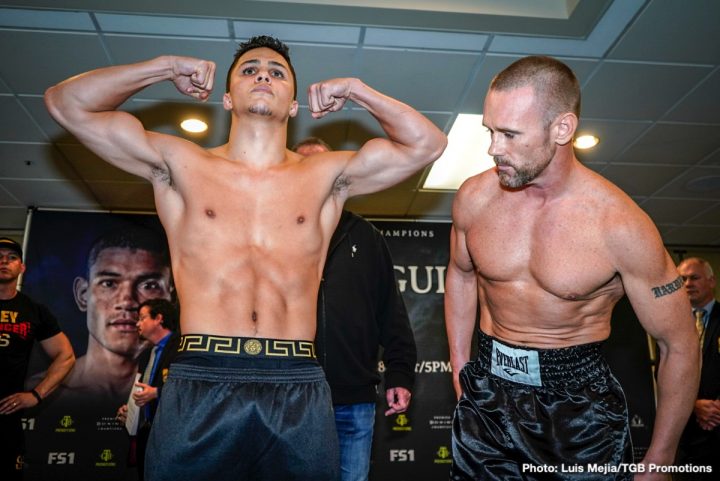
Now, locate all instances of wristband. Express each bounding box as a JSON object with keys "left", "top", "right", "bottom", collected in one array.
[{"left": 30, "top": 388, "right": 43, "bottom": 404}]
